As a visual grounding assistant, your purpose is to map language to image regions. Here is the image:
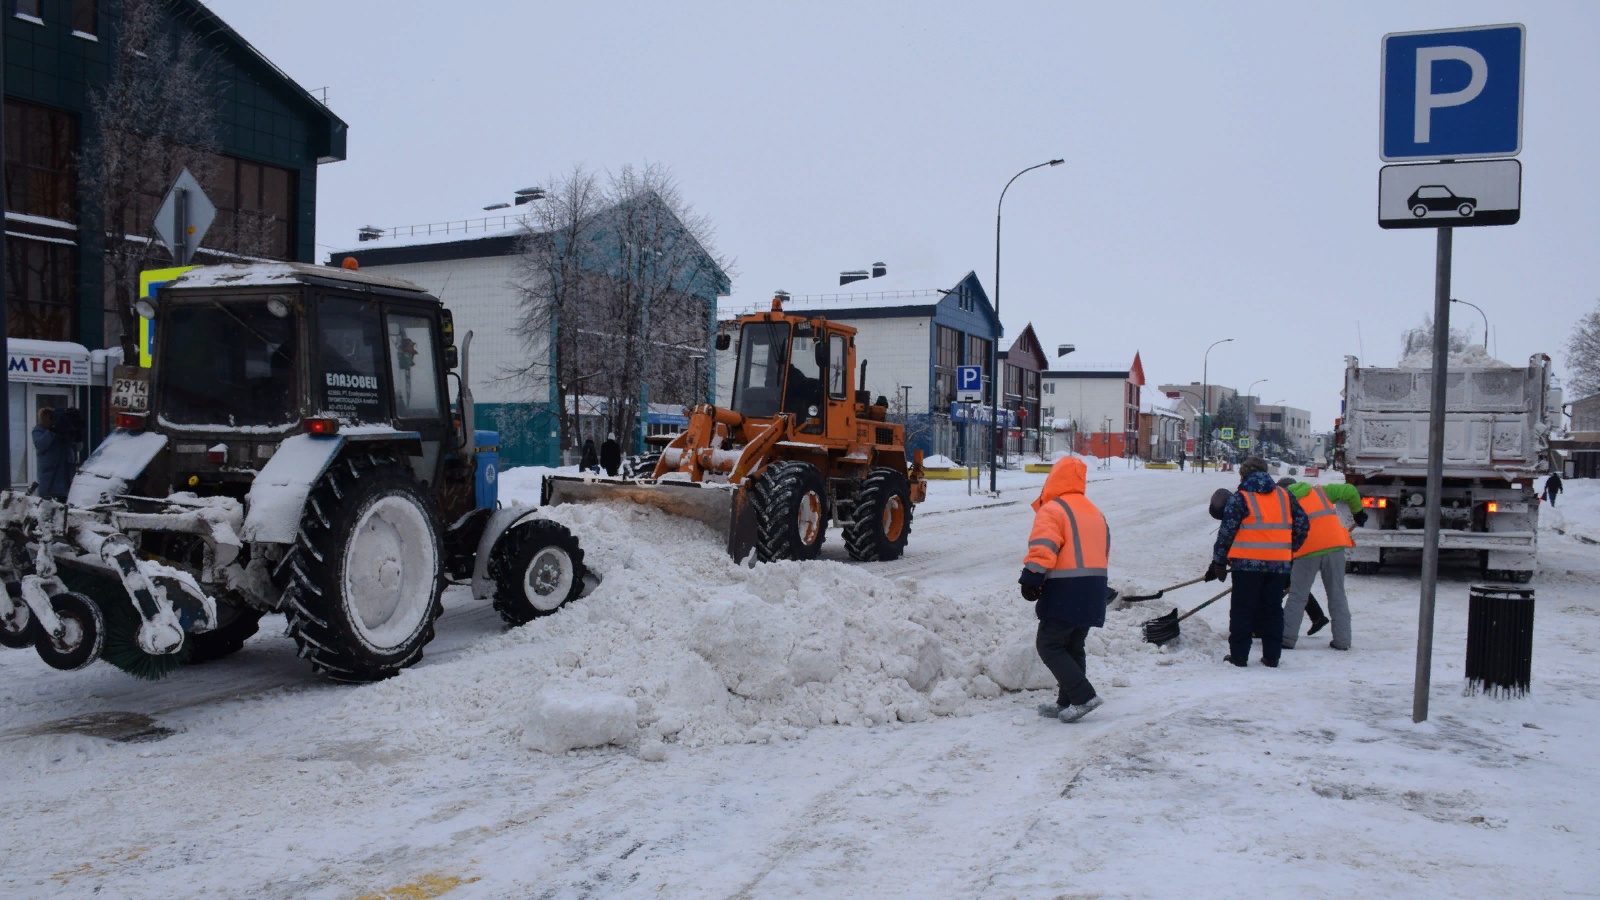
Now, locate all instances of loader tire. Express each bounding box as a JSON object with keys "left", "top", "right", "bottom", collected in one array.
[
  {"left": 752, "top": 460, "right": 828, "bottom": 562},
  {"left": 489, "top": 519, "right": 586, "bottom": 626},
  {"left": 281, "top": 454, "right": 444, "bottom": 682},
  {"left": 184, "top": 607, "right": 265, "bottom": 665},
  {"left": 844, "top": 467, "right": 913, "bottom": 562}
]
